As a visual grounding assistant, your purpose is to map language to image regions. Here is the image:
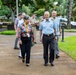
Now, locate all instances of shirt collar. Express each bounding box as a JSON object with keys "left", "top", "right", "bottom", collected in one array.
[
  {"left": 51, "top": 17, "right": 57, "bottom": 20},
  {"left": 44, "top": 19, "right": 50, "bottom": 22}
]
